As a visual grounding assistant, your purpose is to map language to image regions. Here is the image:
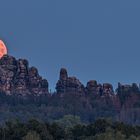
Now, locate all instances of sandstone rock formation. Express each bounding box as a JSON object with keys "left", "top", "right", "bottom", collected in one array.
[
  {"left": 117, "top": 82, "right": 140, "bottom": 93},
  {"left": 56, "top": 68, "right": 85, "bottom": 94},
  {"left": 56, "top": 68, "right": 114, "bottom": 96},
  {"left": 86, "top": 80, "right": 113, "bottom": 96},
  {"left": 86, "top": 80, "right": 98, "bottom": 94},
  {"left": 0, "top": 55, "right": 49, "bottom": 96},
  {"left": 103, "top": 83, "right": 114, "bottom": 95}
]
